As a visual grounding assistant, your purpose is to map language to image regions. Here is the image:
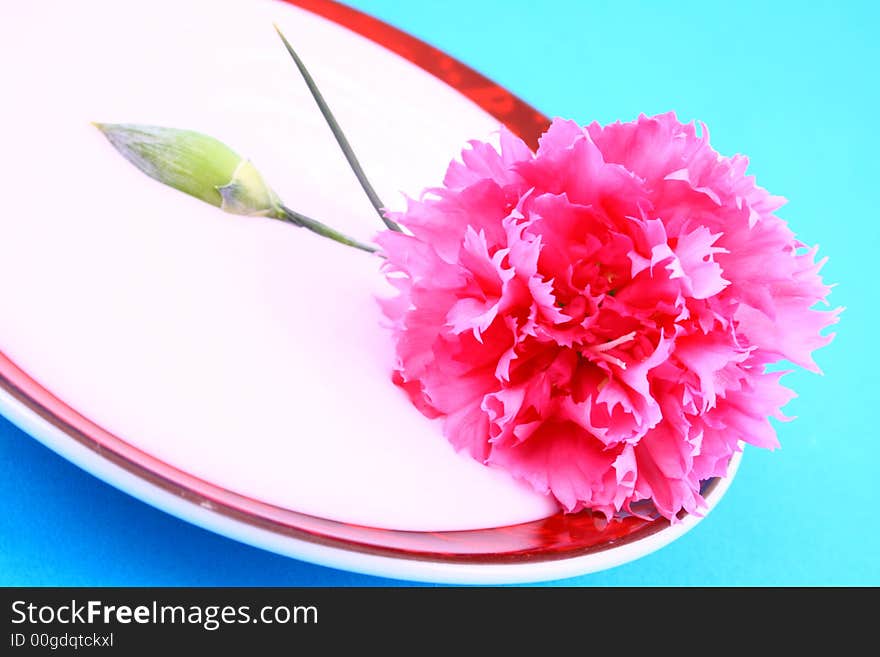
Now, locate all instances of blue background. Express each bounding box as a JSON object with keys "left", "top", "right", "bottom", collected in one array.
[{"left": 2, "top": 0, "right": 877, "bottom": 586}]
